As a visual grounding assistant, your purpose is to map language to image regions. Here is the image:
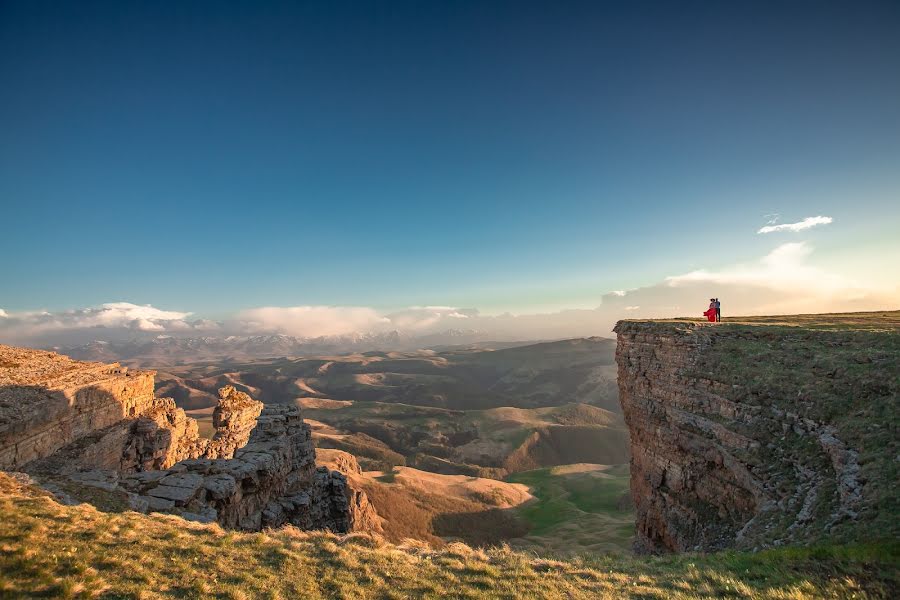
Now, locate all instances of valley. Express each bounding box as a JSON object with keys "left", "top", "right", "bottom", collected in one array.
[
  {"left": 148, "top": 337, "right": 632, "bottom": 552},
  {"left": 1, "top": 311, "right": 897, "bottom": 598}
]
